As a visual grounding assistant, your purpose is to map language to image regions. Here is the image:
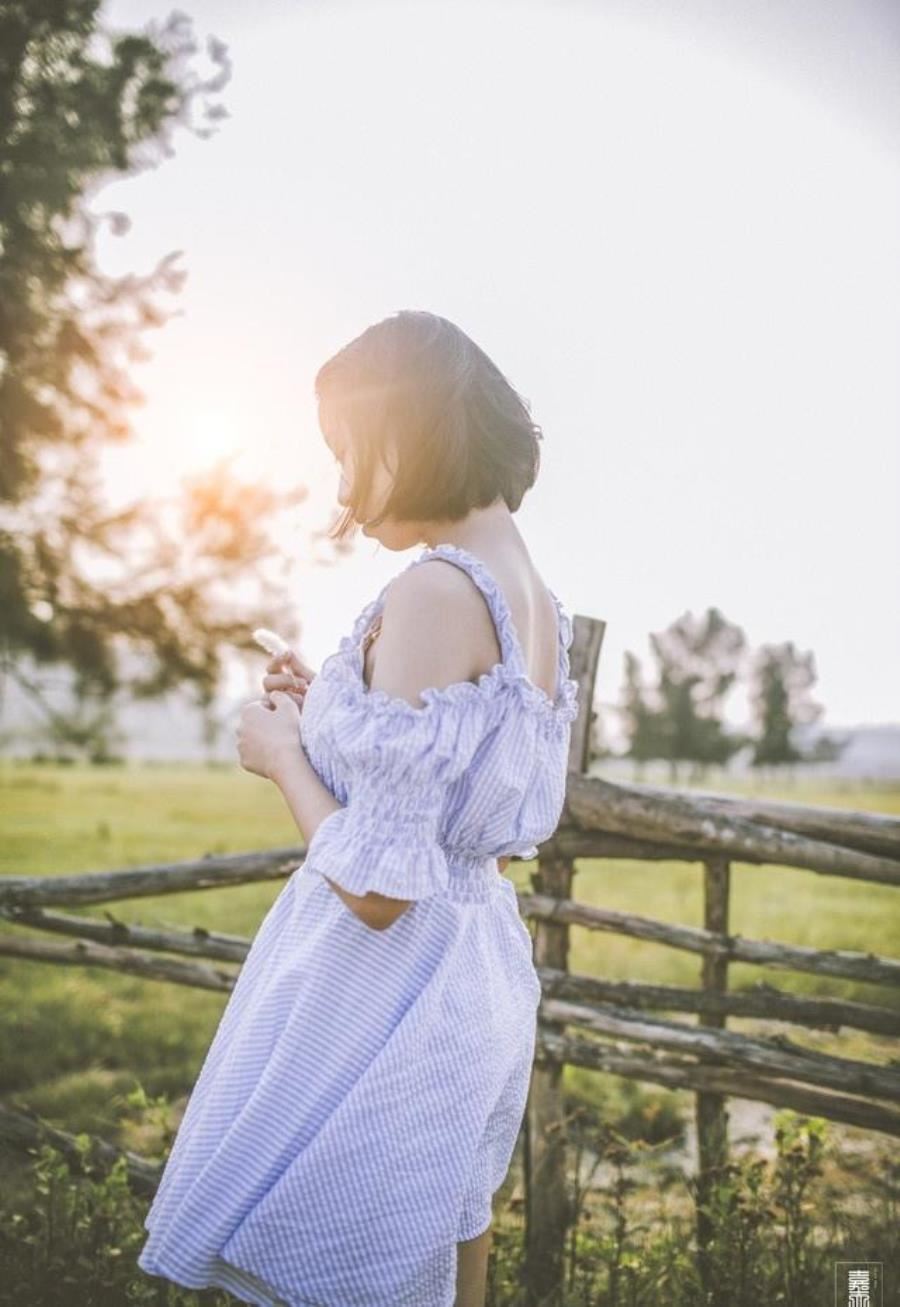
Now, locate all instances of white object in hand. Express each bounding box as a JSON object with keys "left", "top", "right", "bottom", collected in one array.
[{"left": 252, "top": 628, "right": 292, "bottom": 658}]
